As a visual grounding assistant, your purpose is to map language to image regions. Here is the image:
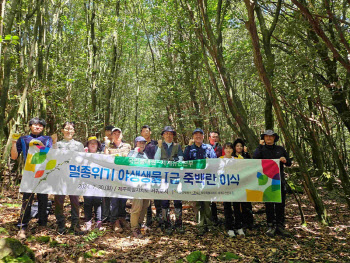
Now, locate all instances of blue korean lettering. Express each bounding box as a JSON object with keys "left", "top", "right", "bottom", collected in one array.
[
  {"left": 69, "top": 165, "right": 80, "bottom": 178},
  {"left": 151, "top": 171, "right": 162, "bottom": 184},
  {"left": 205, "top": 173, "right": 216, "bottom": 185},
  {"left": 170, "top": 172, "right": 180, "bottom": 184},
  {"left": 183, "top": 172, "right": 194, "bottom": 185}
]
